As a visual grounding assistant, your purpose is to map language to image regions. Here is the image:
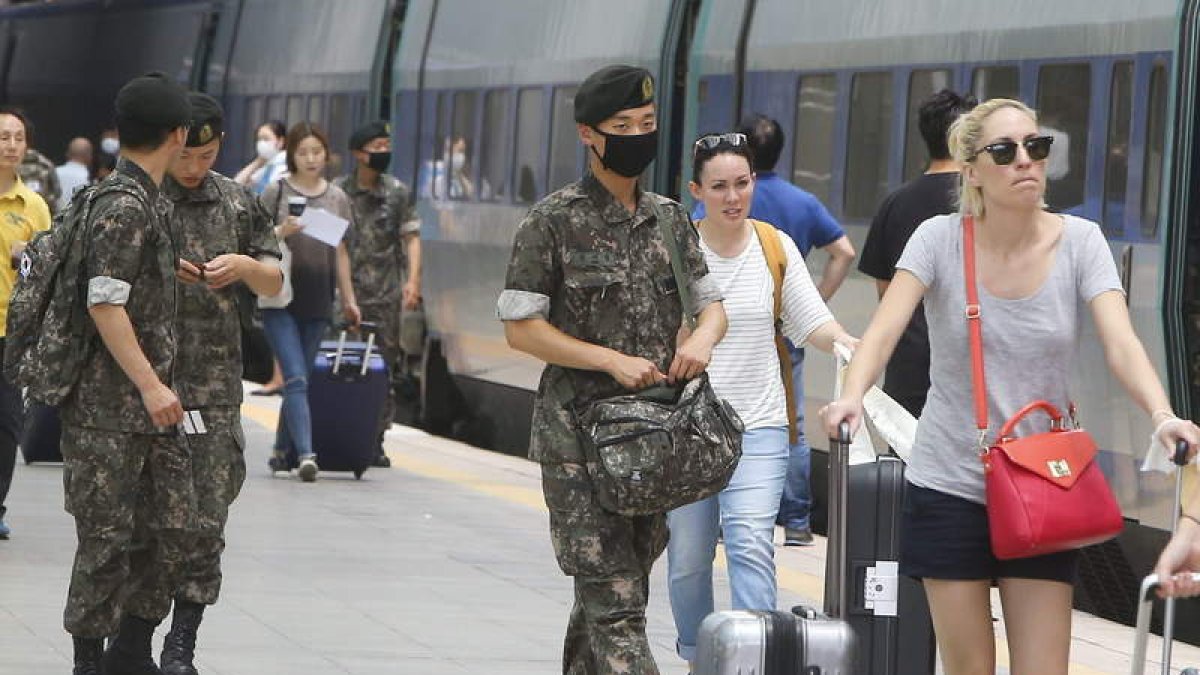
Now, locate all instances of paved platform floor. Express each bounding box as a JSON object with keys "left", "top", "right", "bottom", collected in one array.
[{"left": 1, "top": 388, "right": 1198, "bottom": 674}]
